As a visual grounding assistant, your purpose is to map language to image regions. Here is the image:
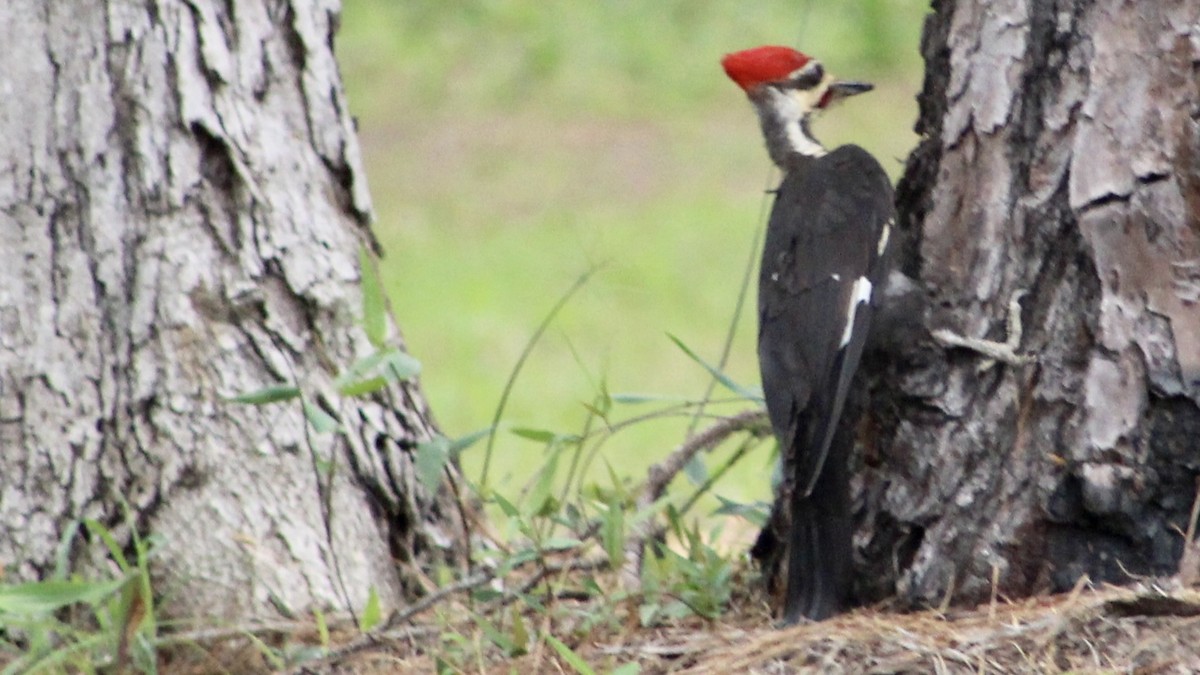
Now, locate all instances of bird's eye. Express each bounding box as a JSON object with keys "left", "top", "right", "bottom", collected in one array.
[{"left": 789, "top": 63, "right": 824, "bottom": 90}]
